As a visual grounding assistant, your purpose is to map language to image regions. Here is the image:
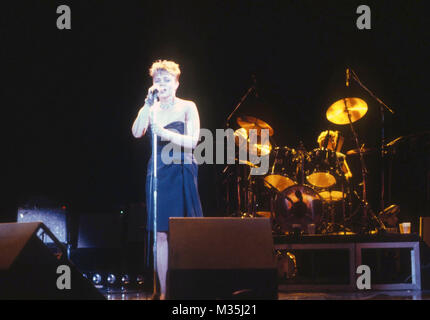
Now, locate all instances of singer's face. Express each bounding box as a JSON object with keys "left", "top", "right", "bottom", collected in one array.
[{"left": 153, "top": 69, "right": 179, "bottom": 99}]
